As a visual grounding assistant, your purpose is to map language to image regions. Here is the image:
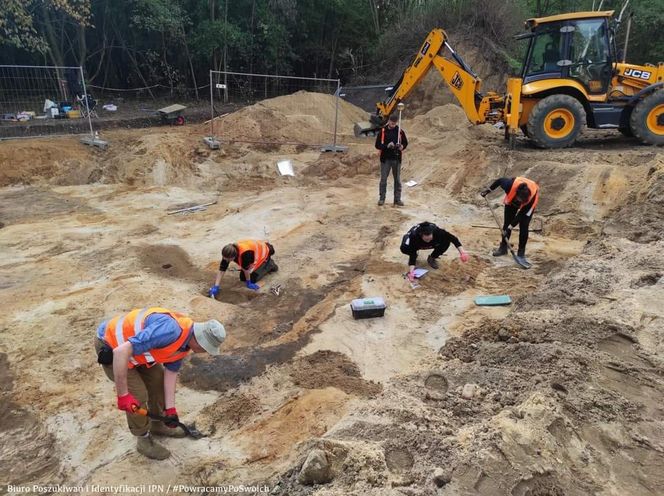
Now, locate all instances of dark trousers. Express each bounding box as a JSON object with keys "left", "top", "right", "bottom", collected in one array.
[
  {"left": 502, "top": 205, "right": 532, "bottom": 255},
  {"left": 239, "top": 243, "right": 277, "bottom": 283},
  {"left": 400, "top": 240, "right": 451, "bottom": 265},
  {"left": 379, "top": 159, "right": 401, "bottom": 202},
  {"left": 95, "top": 338, "right": 164, "bottom": 436}
]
